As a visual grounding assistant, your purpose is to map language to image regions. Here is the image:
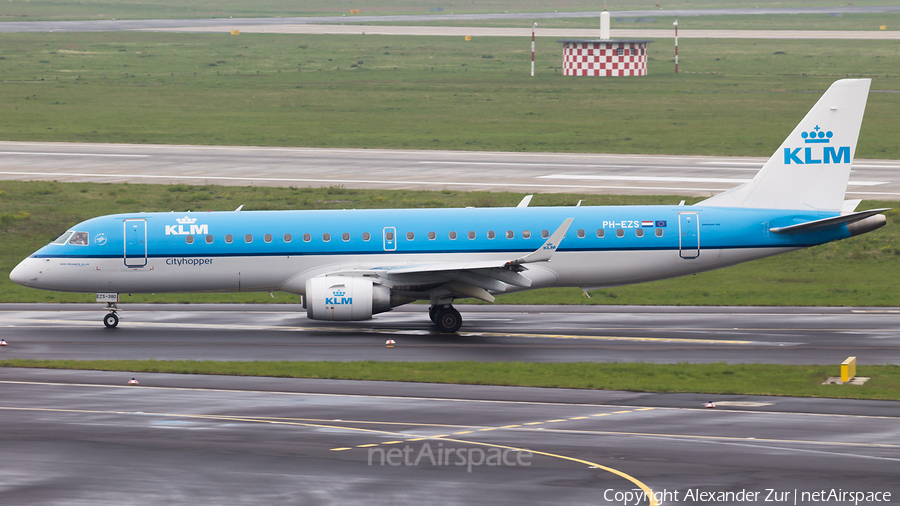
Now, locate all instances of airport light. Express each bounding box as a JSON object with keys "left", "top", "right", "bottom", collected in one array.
[
  {"left": 673, "top": 19, "right": 679, "bottom": 74},
  {"left": 531, "top": 22, "right": 536, "bottom": 77}
]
